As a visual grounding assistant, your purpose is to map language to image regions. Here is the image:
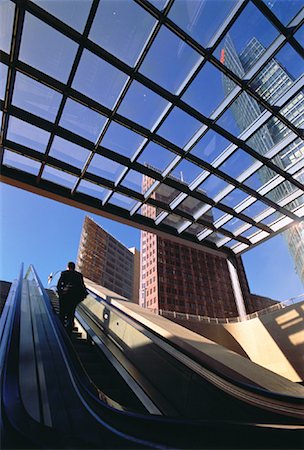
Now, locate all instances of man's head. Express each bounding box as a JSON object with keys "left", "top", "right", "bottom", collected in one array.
[{"left": 67, "top": 261, "right": 75, "bottom": 271}]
